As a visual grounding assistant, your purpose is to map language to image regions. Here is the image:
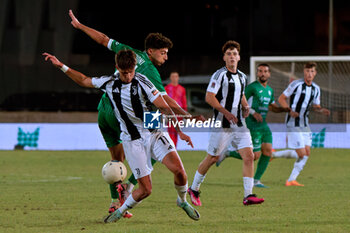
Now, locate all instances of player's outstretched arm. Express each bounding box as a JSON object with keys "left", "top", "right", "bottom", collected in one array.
[
  {"left": 206, "top": 92, "right": 238, "bottom": 124},
  {"left": 153, "top": 96, "right": 194, "bottom": 148},
  {"left": 278, "top": 93, "right": 298, "bottom": 117},
  {"left": 162, "top": 95, "right": 205, "bottom": 122},
  {"left": 42, "top": 52, "right": 94, "bottom": 88},
  {"left": 69, "top": 9, "right": 109, "bottom": 47},
  {"left": 313, "top": 105, "right": 330, "bottom": 116},
  {"left": 269, "top": 103, "right": 290, "bottom": 113},
  {"left": 241, "top": 95, "right": 250, "bottom": 118}
]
